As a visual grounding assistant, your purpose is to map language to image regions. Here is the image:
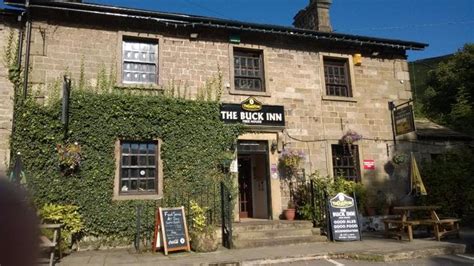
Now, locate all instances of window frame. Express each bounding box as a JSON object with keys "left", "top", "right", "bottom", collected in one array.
[
  {"left": 324, "top": 58, "right": 352, "bottom": 97},
  {"left": 117, "top": 32, "right": 163, "bottom": 88},
  {"left": 113, "top": 139, "right": 163, "bottom": 201},
  {"left": 331, "top": 144, "right": 361, "bottom": 182},
  {"left": 229, "top": 45, "right": 270, "bottom": 97},
  {"left": 320, "top": 53, "right": 357, "bottom": 102},
  {"left": 122, "top": 39, "right": 158, "bottom": 85},
  {"left": 233, "top": 48, "right": 265, "bottom": 92}
]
